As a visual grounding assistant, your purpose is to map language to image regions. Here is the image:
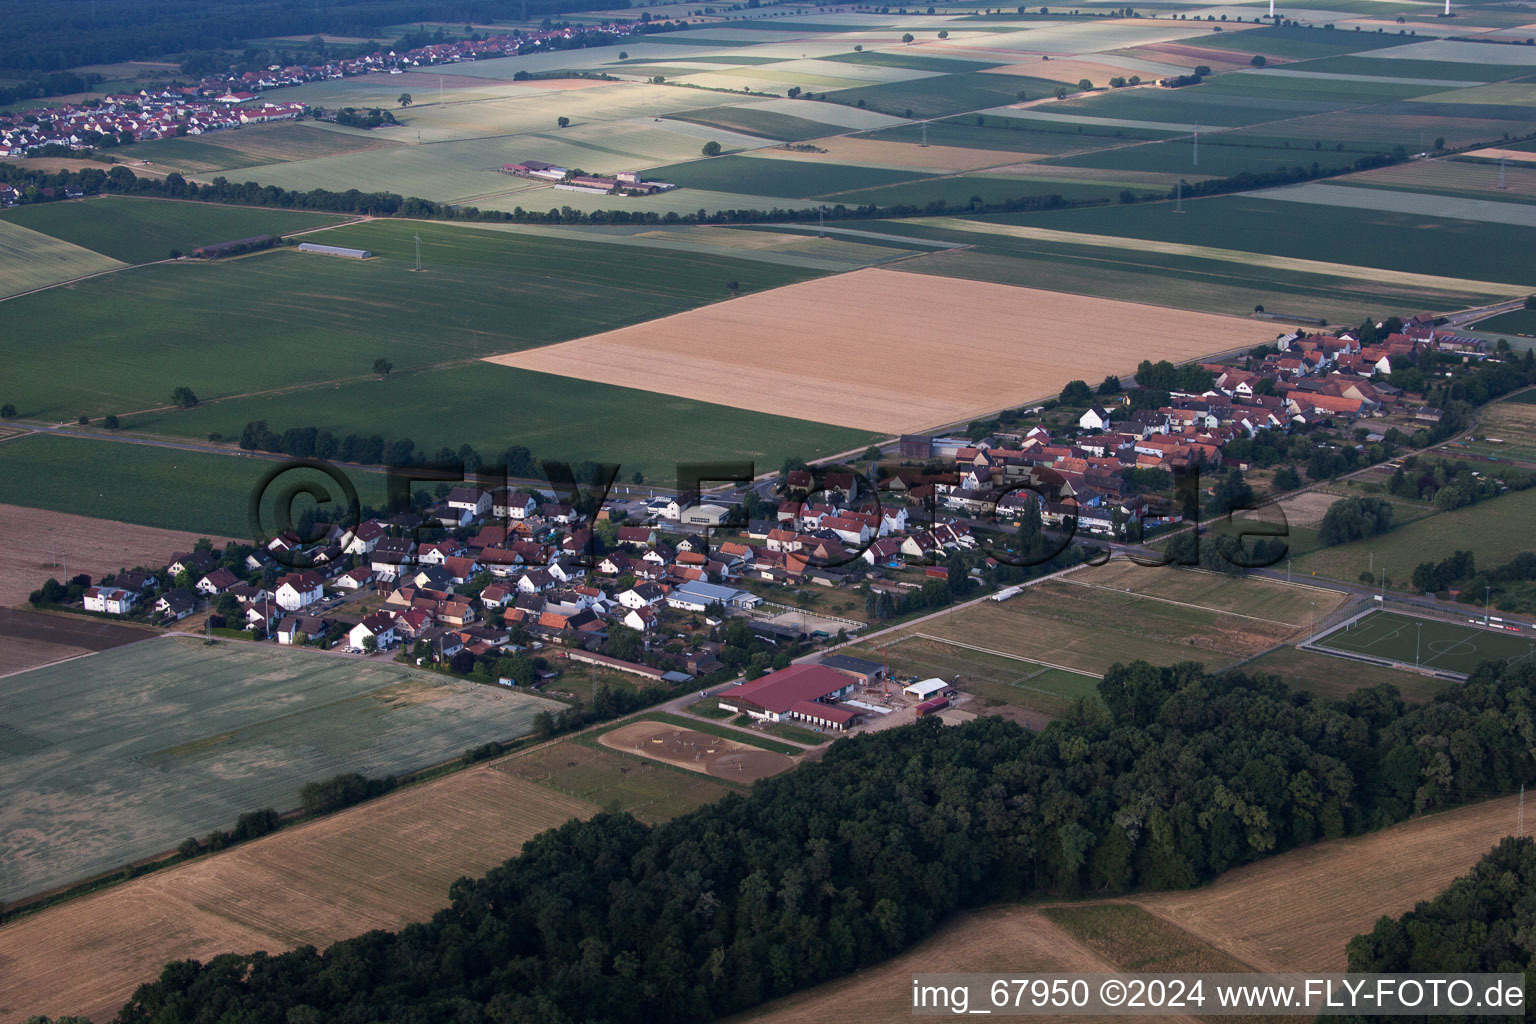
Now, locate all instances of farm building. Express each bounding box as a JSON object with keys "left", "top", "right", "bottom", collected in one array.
[
  {"left": 818, "top": 653, "right": 886, "bottom": 685},
  {"left": 903, "top": 678, "right": 950, "bottom": 701},
  {"left": 191, "top": 235, "right": 278, "bottom": 259},
  {"left": 915, "top": 695, "right": 950, "bottom": 717},
  {"left": 718, "top": 663, "right": 859, "bottom": 729},
  {"left": 296, "top": 242, "right": 371, "bottom": 259}
]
